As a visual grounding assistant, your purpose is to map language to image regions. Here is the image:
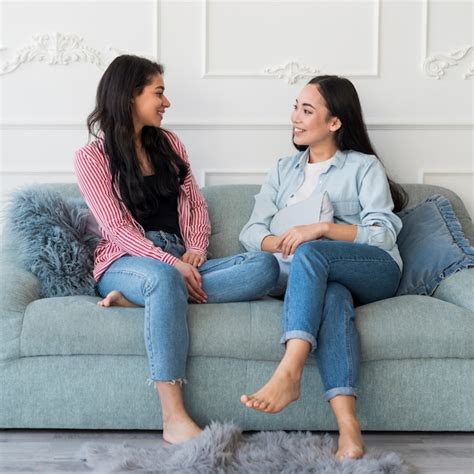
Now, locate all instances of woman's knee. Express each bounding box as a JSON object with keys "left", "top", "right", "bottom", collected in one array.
[
  {"left": 143, "top": 262, "right": 184, "bottom": 294},
  {"left": 266, "top": 252, "right": 280, "bottom": 285},
  {"left": 249, "top": 251, "right": 279, "bottom": 277},
  {"left": 293, "top": 241, "right": 327, "bottom": 266},
  {"left": 263, "top": 251, "right": 279, "bottom": 272}
]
